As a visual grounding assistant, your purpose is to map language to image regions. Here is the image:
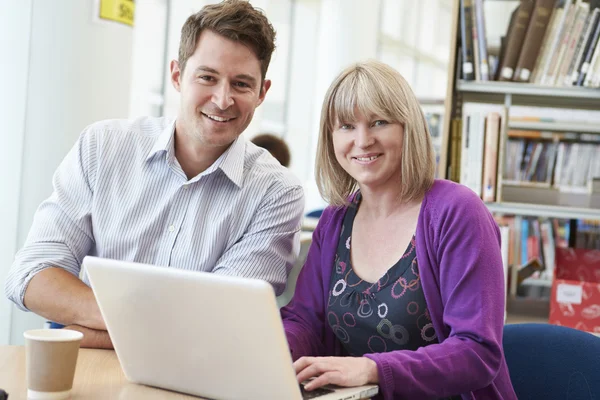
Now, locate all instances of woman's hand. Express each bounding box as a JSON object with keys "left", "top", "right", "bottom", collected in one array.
[{"left": 293, "top": 356, "right": 379, "bottom": 391}]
